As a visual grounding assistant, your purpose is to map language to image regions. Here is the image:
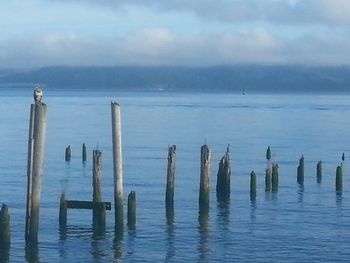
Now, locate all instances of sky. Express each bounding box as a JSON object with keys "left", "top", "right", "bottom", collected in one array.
[{"left": 0, "top": 0, "right": 350, "bottom": 68}]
